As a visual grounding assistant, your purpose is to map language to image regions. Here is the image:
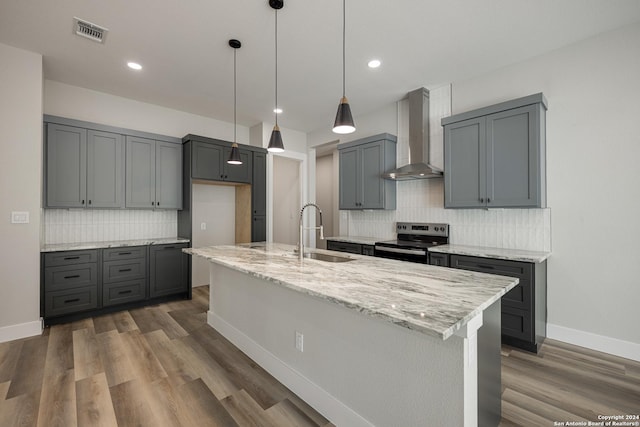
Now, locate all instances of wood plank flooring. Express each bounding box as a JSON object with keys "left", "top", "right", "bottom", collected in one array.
[{"left": 0, "top": 286, "right": 638, "bottom": 426}]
